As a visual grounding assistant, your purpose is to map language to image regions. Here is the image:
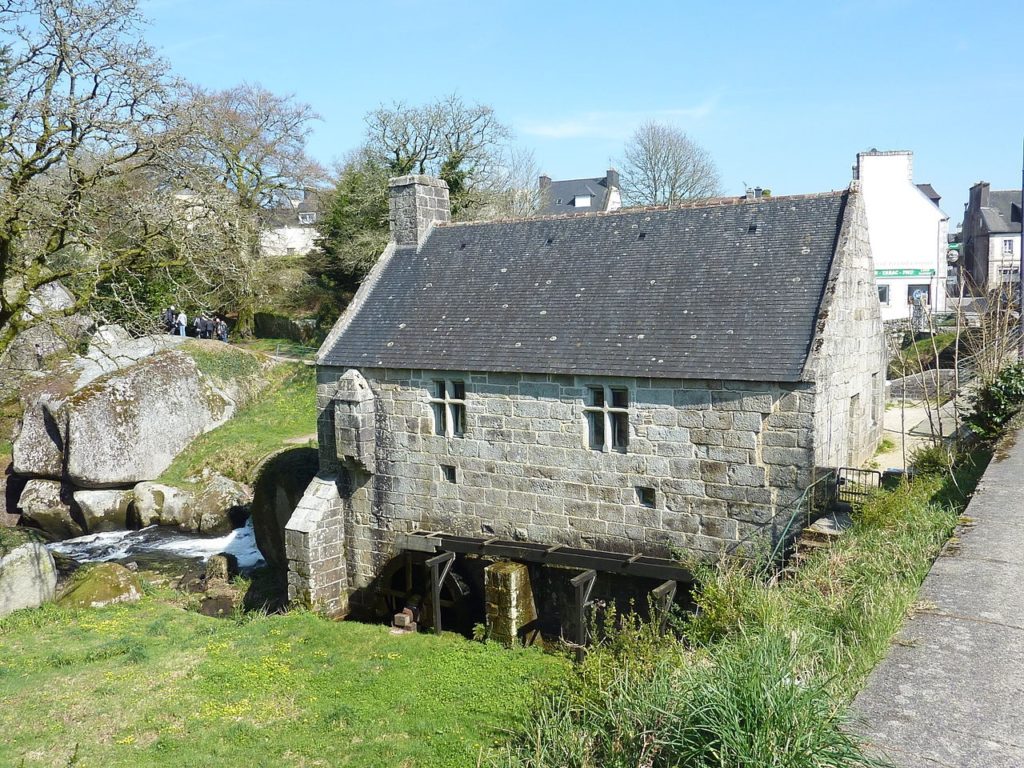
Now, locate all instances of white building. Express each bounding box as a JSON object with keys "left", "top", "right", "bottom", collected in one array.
[
  {"left": 259, "top": 192, "right": 322, "bottom": 257},
  {"left": 854, "top": 150, "right": 949, "bottom": 321}
]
